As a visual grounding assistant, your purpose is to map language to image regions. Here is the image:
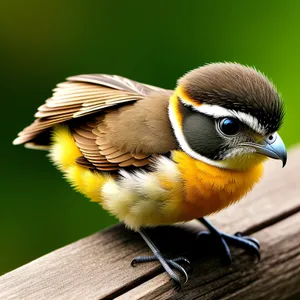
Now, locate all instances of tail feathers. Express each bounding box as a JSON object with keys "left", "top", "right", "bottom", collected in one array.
[{"left": 49, "top": 125, "right": 107, "bottom": 202}]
